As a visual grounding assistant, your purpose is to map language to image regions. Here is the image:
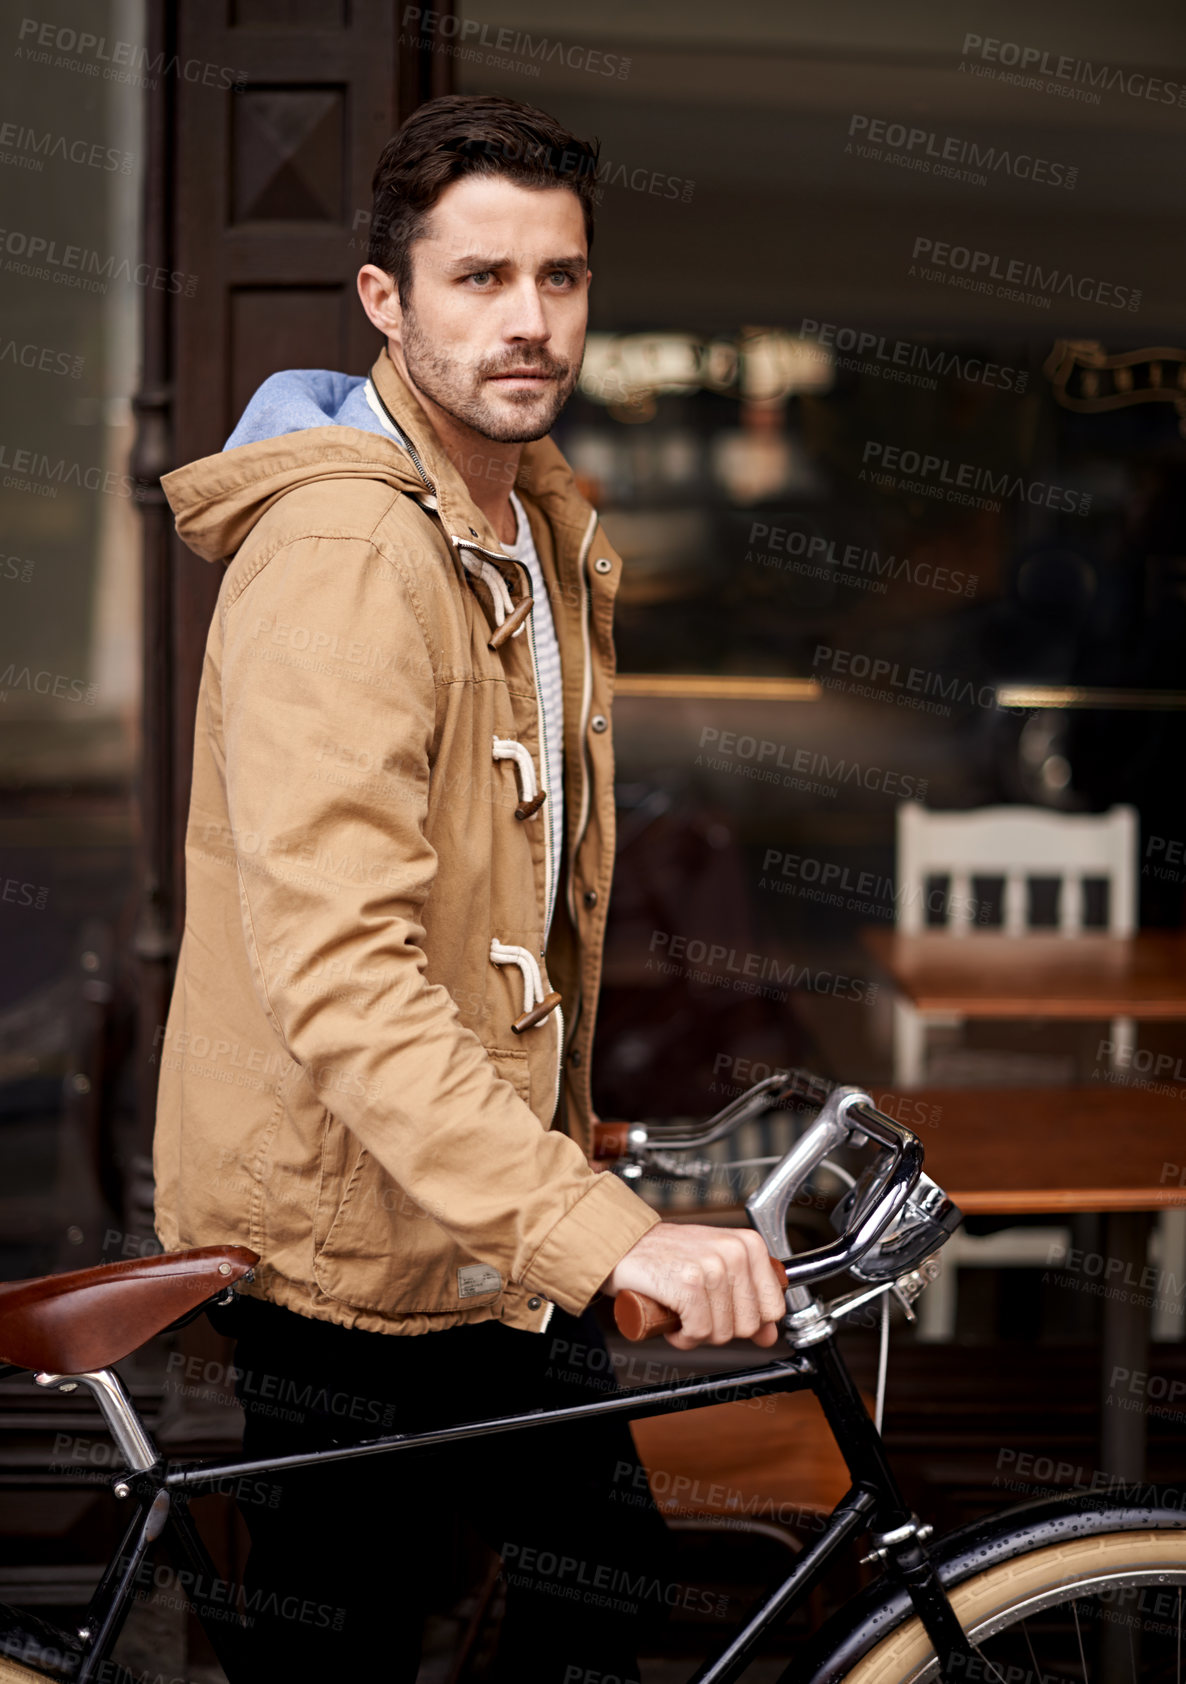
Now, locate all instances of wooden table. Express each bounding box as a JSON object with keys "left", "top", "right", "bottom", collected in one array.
[
  {"left": 863, "top": 928, "right": 1186, "bottom": 1087},
  {"left": 862, "top": 929, "right": 1186, "bottom": 1021},
  {"left": 860, "top": 926, "right": 1186, "bottom": 1479},
  {"left": 915, "top": 1086, "right": 1186, "bottom": 1214},
  {"left": 907, "top": 1085, "right": 1186, "bottom": 1483}
]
